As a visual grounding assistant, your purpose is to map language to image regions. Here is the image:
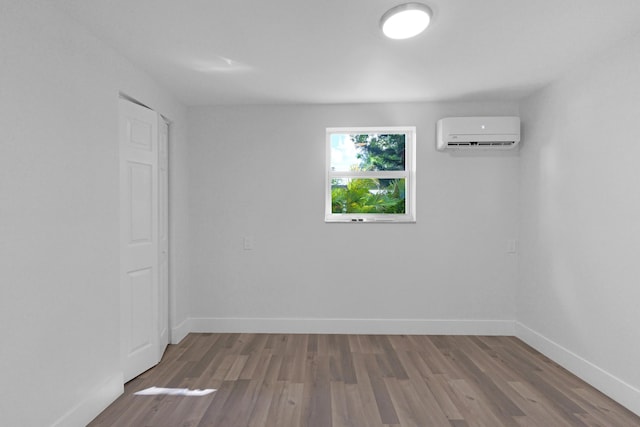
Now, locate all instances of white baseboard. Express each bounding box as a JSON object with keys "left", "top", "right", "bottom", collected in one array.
[
  {"left": 171, "top": 317, "right": 192, "bottom": 344},
  {"left": 52, "top": 374, "right": 123, "bottom": 427},
  {"left": 189, "top": 317, "right": 515, "bottom": 336},
  {"left": 516, "top": 322, "right": 640, "bottom": 417}
]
